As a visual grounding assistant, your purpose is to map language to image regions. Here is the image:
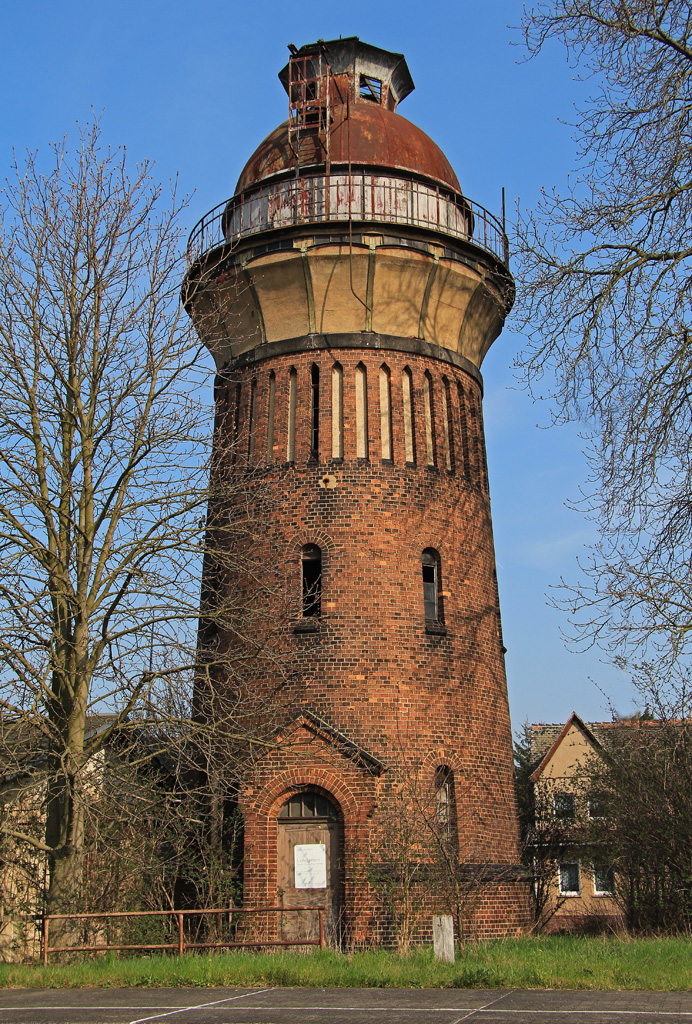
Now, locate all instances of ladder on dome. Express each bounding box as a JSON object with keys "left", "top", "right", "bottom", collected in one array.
[{"left": 287, "top": 47, "right": 333, "bottom": 188}]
